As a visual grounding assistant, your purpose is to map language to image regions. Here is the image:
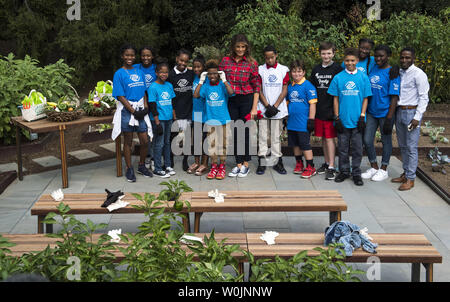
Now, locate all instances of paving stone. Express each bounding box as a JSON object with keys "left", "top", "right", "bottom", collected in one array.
[
  {"left": 0, "top": 163, "right": 26, "bottom": 173},
  {"left": 100, "top": 142, "right": 117, "bottom": 153},
  {"left": 68, "top": 149, "right": 100, "bottom": 160},
  {"left": 32, "top": 156, "right": 60, "bottom": 167}
]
